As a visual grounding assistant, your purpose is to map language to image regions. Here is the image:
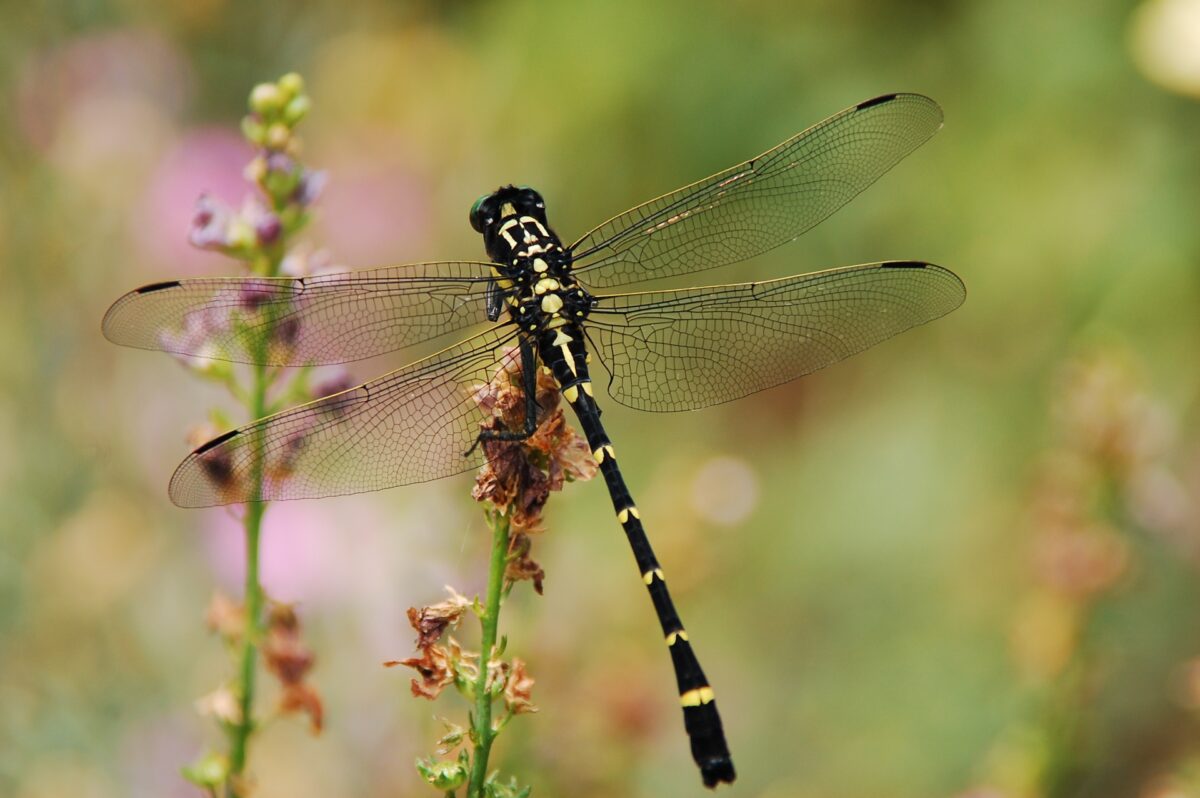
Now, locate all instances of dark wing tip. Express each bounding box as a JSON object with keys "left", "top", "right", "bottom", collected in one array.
[
  {"left": 136, "top": 280, "right": 182, "bottom": 294},
  {"left": 193, "top": 428, "right": 240, "bottom": 454},
  {"left": 882, "top": 260, "right": 968, "bottom": 308},
  {"left": 170, "top": 429, "right": 243, "bottom": 509},
  {"left": 102, "top": 281, "right": 182, "bottom": 345},
  {"left": 854, "top": 93, "right": 944, "bottom": 130},
  {"left": 856, "top": 93, "right": 899, "bottom": 110}
]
